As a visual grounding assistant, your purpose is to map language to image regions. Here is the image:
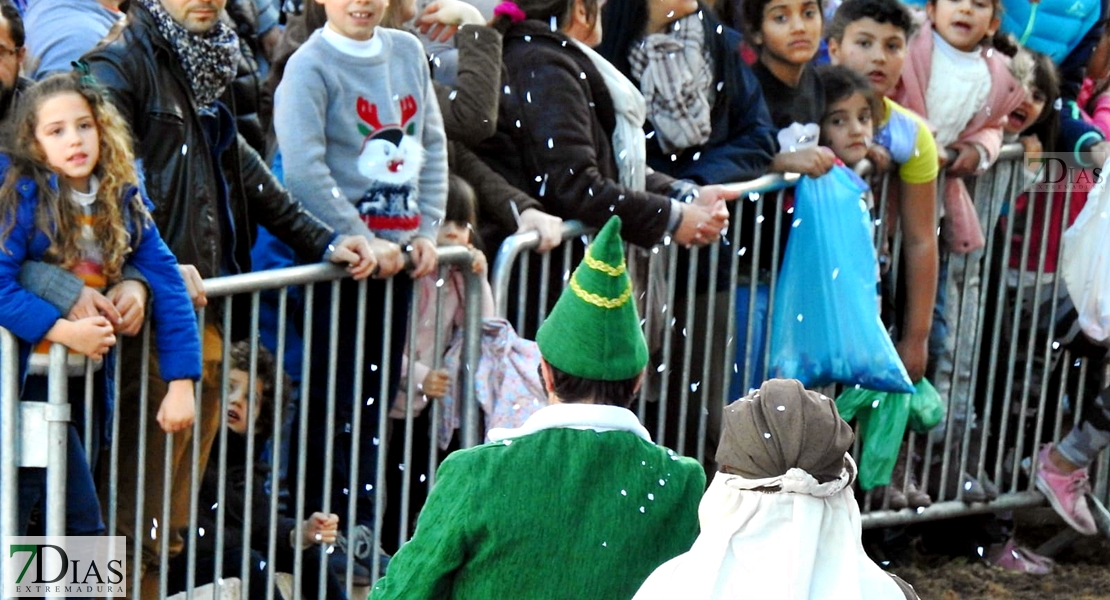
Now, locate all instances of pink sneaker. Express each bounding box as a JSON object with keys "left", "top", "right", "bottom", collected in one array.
[
  {"left": 986, "top": 538, "right": 1054, "bottom": 575},
  {"left": 1034, "top": 444, "right": 1098, "bottom": 536}
]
